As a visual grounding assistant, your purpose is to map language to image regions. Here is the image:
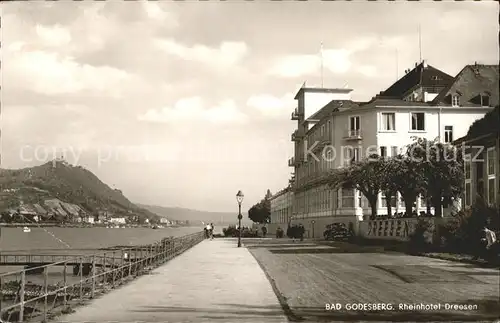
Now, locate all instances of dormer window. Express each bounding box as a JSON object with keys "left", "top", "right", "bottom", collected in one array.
[
  {"left": 481, "top": 95, "right": 490, "bottom": 107},
  {"left": 451, "top": 95, "right": 460, "bottom": 107}
]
